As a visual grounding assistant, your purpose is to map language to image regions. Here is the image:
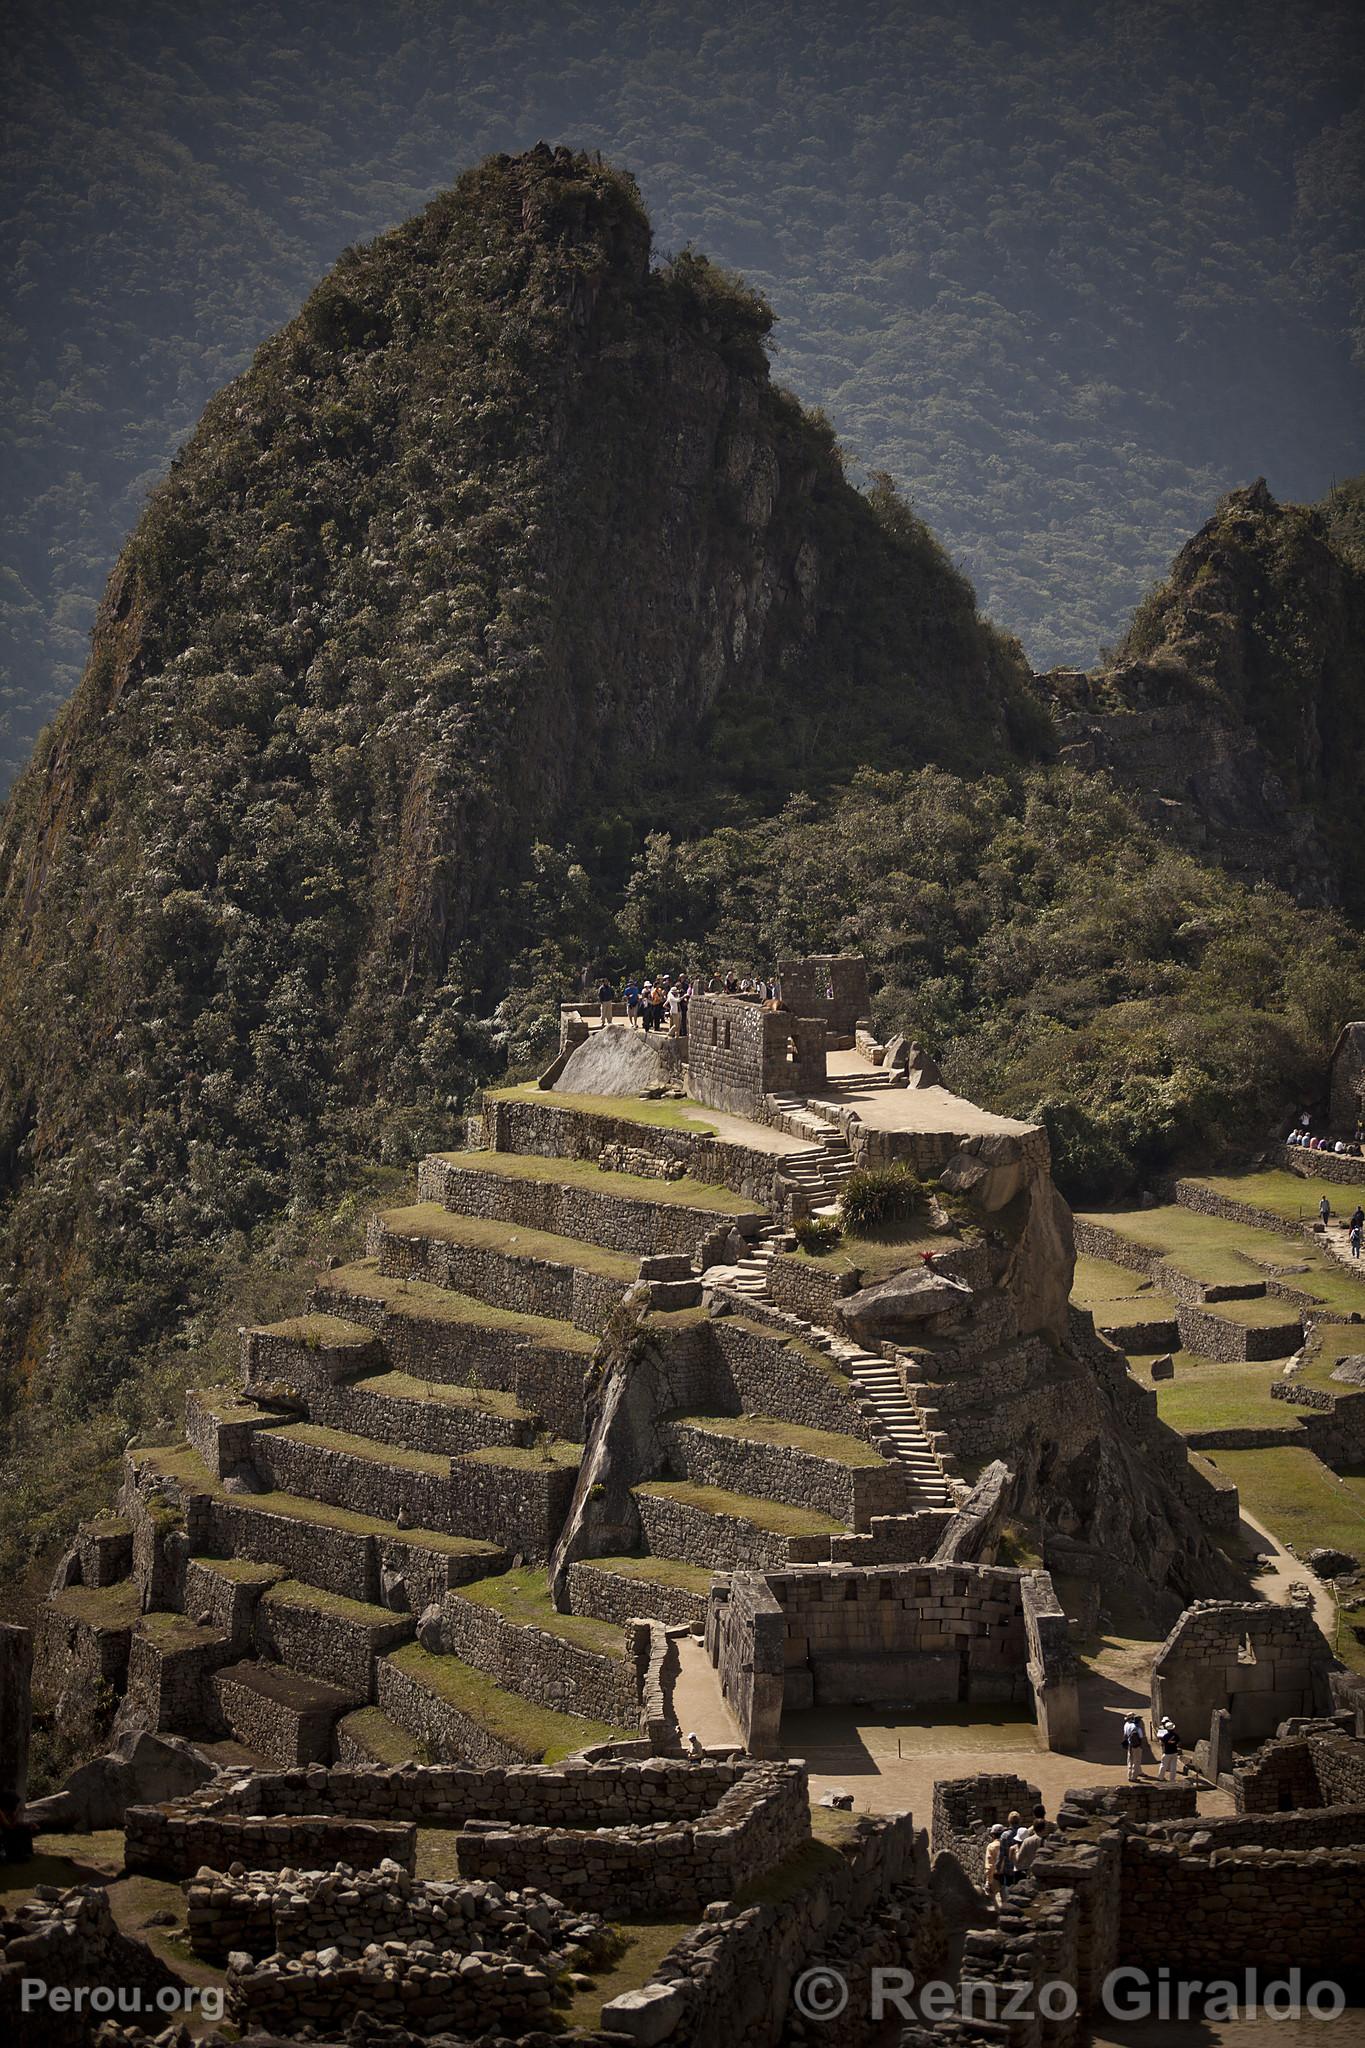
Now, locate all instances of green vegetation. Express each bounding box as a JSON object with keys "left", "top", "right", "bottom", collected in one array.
[
  {"left": 1184, "top": 1170, "right": 1365, "bottom": 1223},
  {"left": 259, "top": 1314, "right": 376, "bottom": 1349},
  {"left": 1071, "top": 1253, "right": 1176, "bottom": 1330},
  {"left": 375, "top": 1206, "right": 638, "bottom": 1283},
  {"left": 189, "top": 1554, "right": 284, "bottom": 1587},
  {"left": 792, "top": 1216, "right": 842, "bottom": 1254},
  {"left": 634, "top": 1478, "right": 843, "bottom": 1538},
  {"left": 263, "top": 1578, "right": 408, "bottom": 1629},
  {"left": 2, "top": 1833, "right": 126, "bottom": 1898},
  {"left": 356, "top": 1371, "right": 528, "bottom": 1421},
  {"left": 340, "top": 1706, "right": 419, "bottom": 1766},
  {"left": 453, "top": 1566, "right": 623, "bottom": 1657},
  {"left": 557, "top": 1919, "right": 690, "bottom": 2031},
  {"left": 840, "top": 1163, "right": 930, "bottom": 1232},
  {"left": 275, "top": 1422, "right": 450, "bottom": 1479},
  {"left": 433, "top": 1148, "right": 757, "bottom": 1213},
  {"left": 384, "top": 1642, "right": 633, "bottom": 1761},
  {"left": 789, "top": 1218, "right": 942, "bottom": 1283},
  {"left": 1201, "top": 1447, "right": 1365, "bottom": 1674},
  {"left": 1082, "top": 1205, "right": 1365, "bottom": 1315},
  {"left": 674, "top": 1411, "right": 886, "bottom": 1468},
  {"left": 48, "top": 1581, "right": 142, "bottom": 1630},
  {"left": 462, "top": 1439, "right": 582, "bottom": 1471},
  {"left": 1132, "top": 1361, "right": 1301, "bottom": 1434},
  {"left": 732, "top": 1838, "right": 847, "bottom": 1908}
]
